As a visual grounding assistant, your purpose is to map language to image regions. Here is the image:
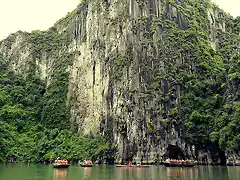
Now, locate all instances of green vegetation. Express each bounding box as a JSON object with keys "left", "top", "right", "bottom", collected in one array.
[
  {"left": 162, "top": 2, "right": 240, "bottom": 154},
  {"left": 111, "top": 0, "right": 240, "bottom": 156},
  {"left": 0, "top": 122, "right": 114, "bottom": 163},
  {"left": 0, "top": 0, "right": 239, "bottom": 164},
  {"left": 30, "top": 28, "right": 74, "bottom": 130},
  {"left": 0, "top": 56, "right": 114, "bottom": 163}
]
